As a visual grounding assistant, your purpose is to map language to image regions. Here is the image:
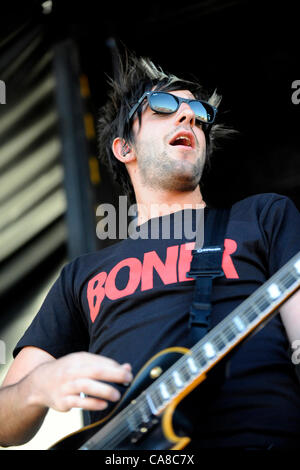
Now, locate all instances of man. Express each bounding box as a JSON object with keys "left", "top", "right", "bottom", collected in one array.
[{"left": 1, "top": 51, "right": 300, "bottom": 449}]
